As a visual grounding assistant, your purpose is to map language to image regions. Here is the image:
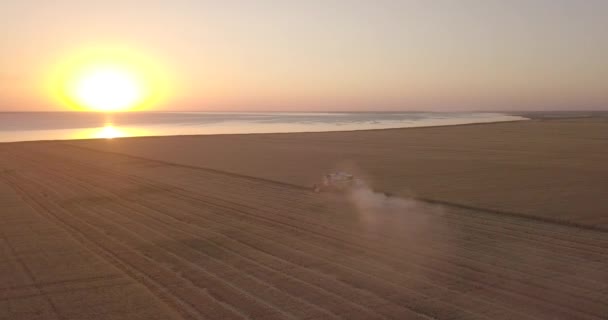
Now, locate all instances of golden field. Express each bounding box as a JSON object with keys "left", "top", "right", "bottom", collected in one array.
[{"left": 1, "top": 118, "right": 607, "bottom": 319}]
